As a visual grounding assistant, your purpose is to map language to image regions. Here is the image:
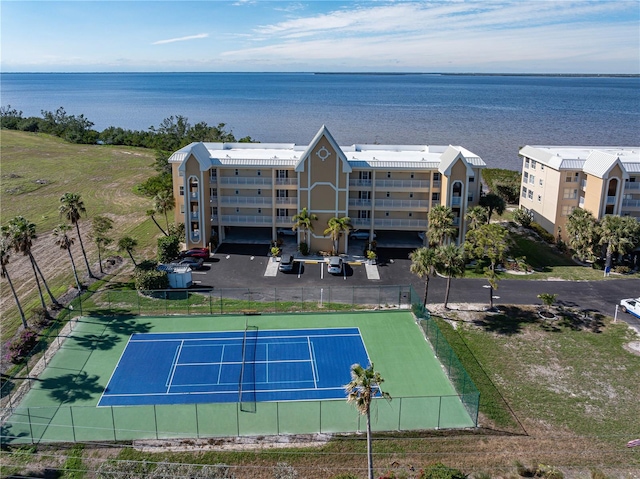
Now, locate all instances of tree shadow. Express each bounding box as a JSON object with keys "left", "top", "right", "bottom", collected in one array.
[
  {"left": 472, "top": 306, "right": 540, "bottom": 335},
  {"left": 70, "top": 333, "right": 121, "bottom": 351},
  {"left": 80, "top": 312, "right": 152, "bottom": 336},
  {"left": 557, "top": 308, "right": 605, "bottom": 333},
  {"left": 0, "top": 424, "right": 29, "bottom": 447},
  {"left": 3, "top": 469, "right": 61, "bottom": 479},
  {"left": 39, "top": 371, "right": 103, "bottom": 404}
]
